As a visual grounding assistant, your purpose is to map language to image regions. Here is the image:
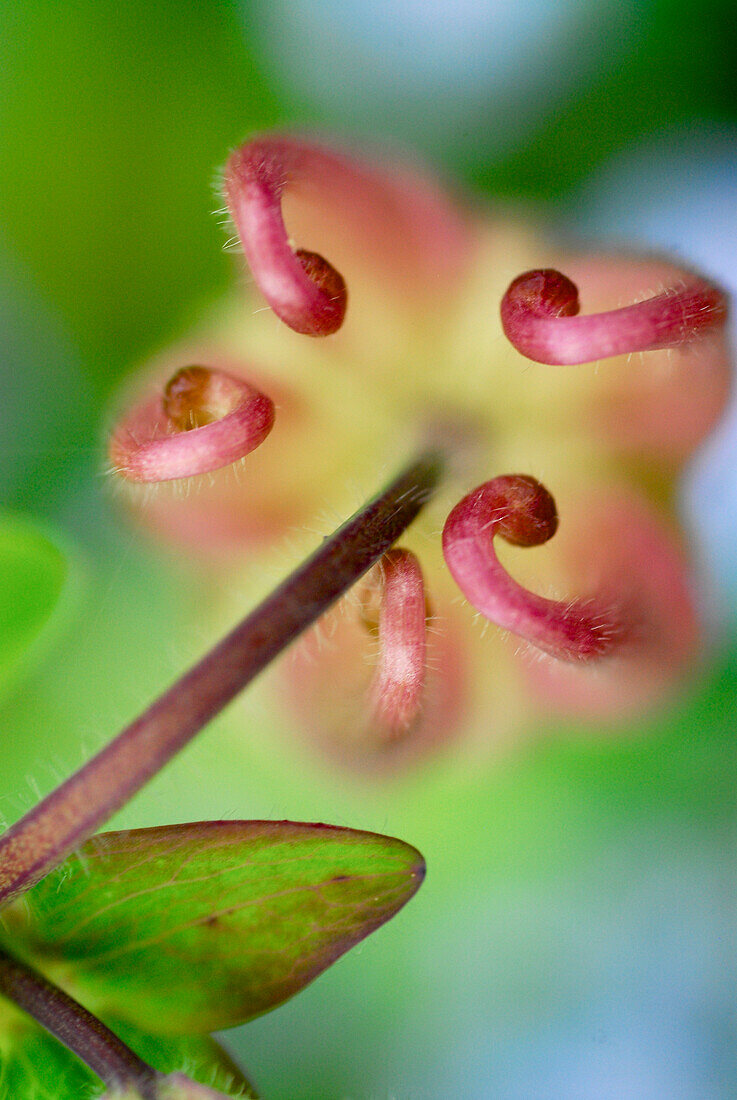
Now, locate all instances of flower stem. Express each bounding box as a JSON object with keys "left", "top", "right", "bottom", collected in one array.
[
  {"left": 0, "top": 450, "right": 444, "bottom": 909},
  {"left": 0, "top": 944, "right": 159, "bottom": 1097}
]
